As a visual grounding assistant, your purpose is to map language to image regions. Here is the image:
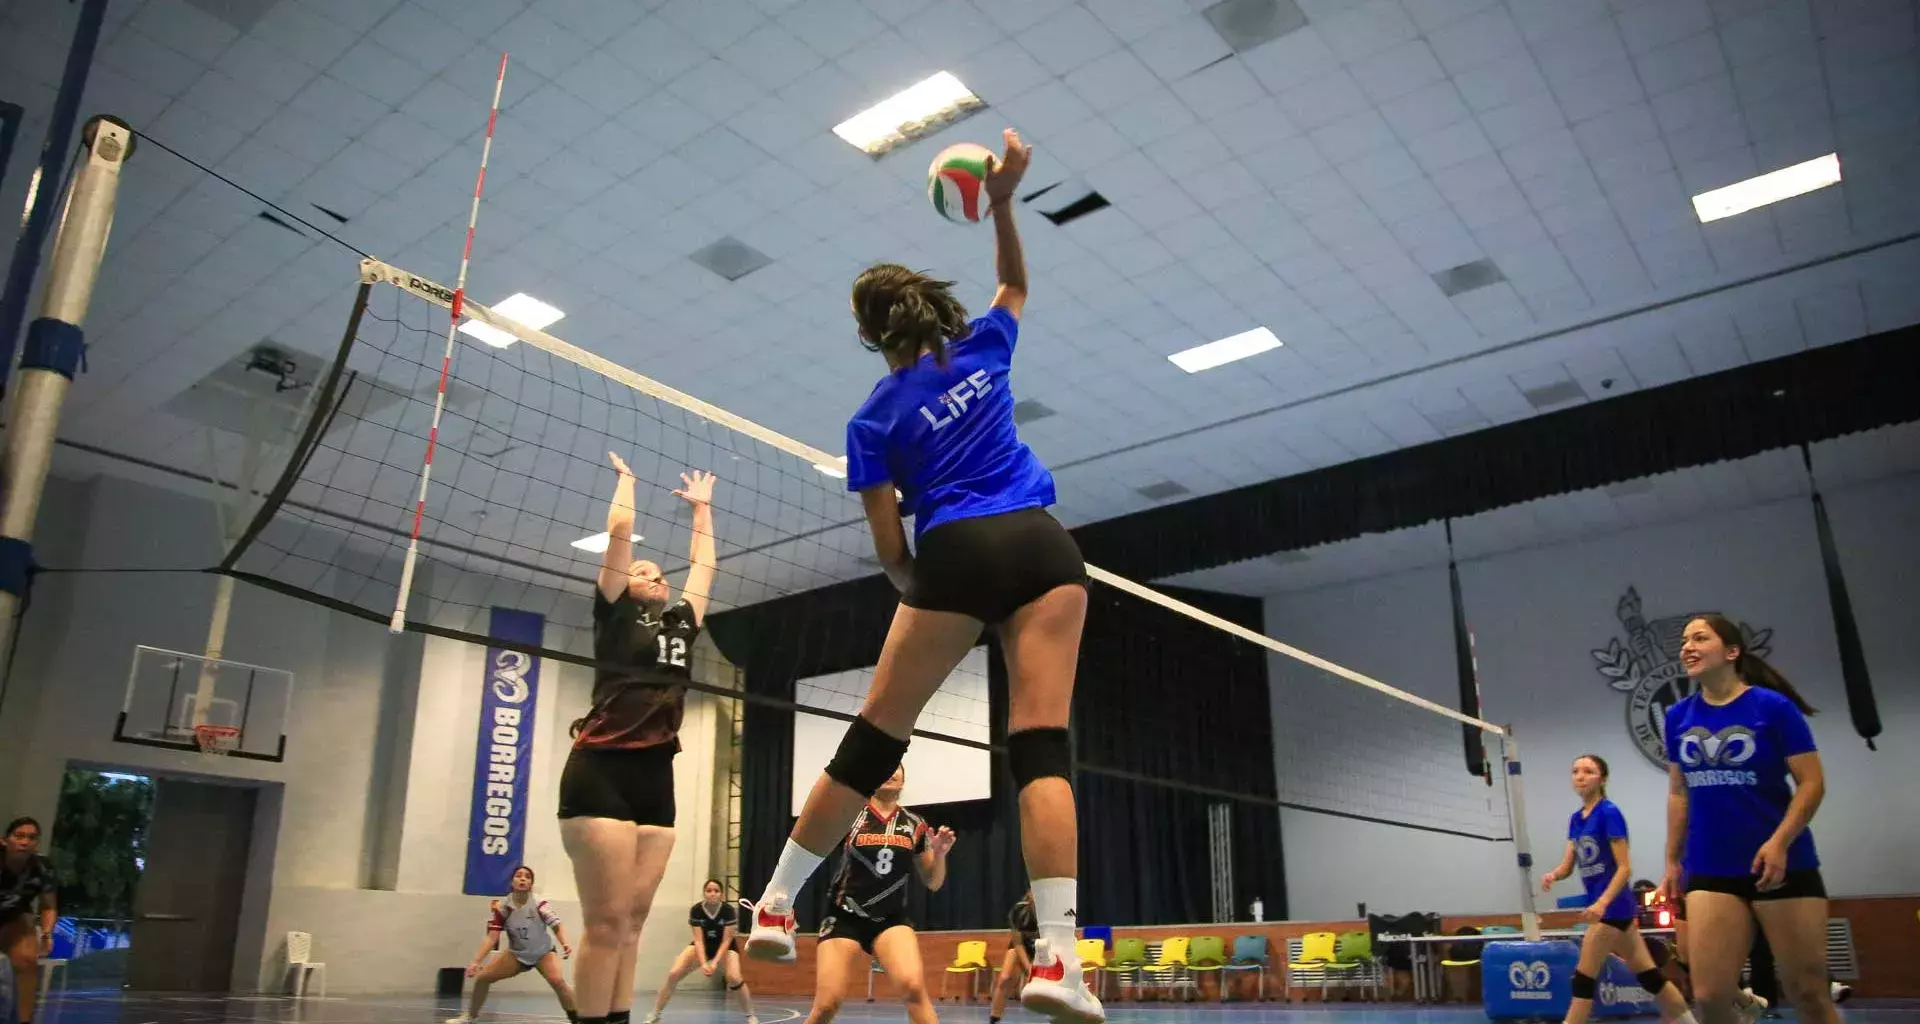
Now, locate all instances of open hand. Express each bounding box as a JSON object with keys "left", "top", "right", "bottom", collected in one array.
[
  {"left": 608, "top": 451, "right": 633, "bottom": 477},
  {"left": 674, "top": 469, "right": 716, "bottom": 507},
  {"left": 983, "top": 128, "right": 1032, "bottom": 206},
  {"left": 928, "top": 825, "right": 958, "bottom": 857},
  {"left": 1540, "top": 871, "right": 1559, "bottom": 894}
]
